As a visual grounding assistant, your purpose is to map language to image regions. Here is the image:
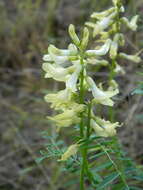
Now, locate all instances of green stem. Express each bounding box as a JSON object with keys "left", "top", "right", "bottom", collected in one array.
[
  {"left": 79, "top": 49, "right": 93, "bottom": 189},
  {"left": 79, "top": 55, "right": 86, "bottom": 190},
  {"left": 109, "top": 59, "right": 116, "bottom": 122},
  {"left": 79, "top": 55, "right": 93, "bottom": 190},
  {"left": 79, "top": 63, "right": 85, "bottom": 137},
  {"left": 87, "top": 102, "right": 92, "bottom": 138}
]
